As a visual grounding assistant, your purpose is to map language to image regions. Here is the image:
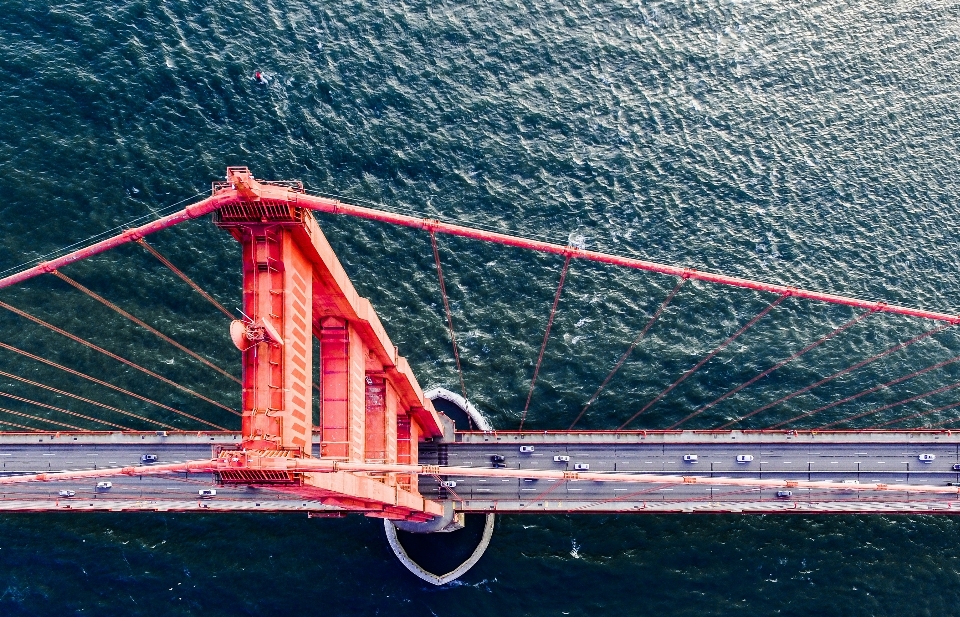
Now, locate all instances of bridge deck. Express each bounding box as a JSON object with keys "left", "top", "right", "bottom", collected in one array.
[{"left": 0, "top": 432, "right": 958, "bottom": 514}]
